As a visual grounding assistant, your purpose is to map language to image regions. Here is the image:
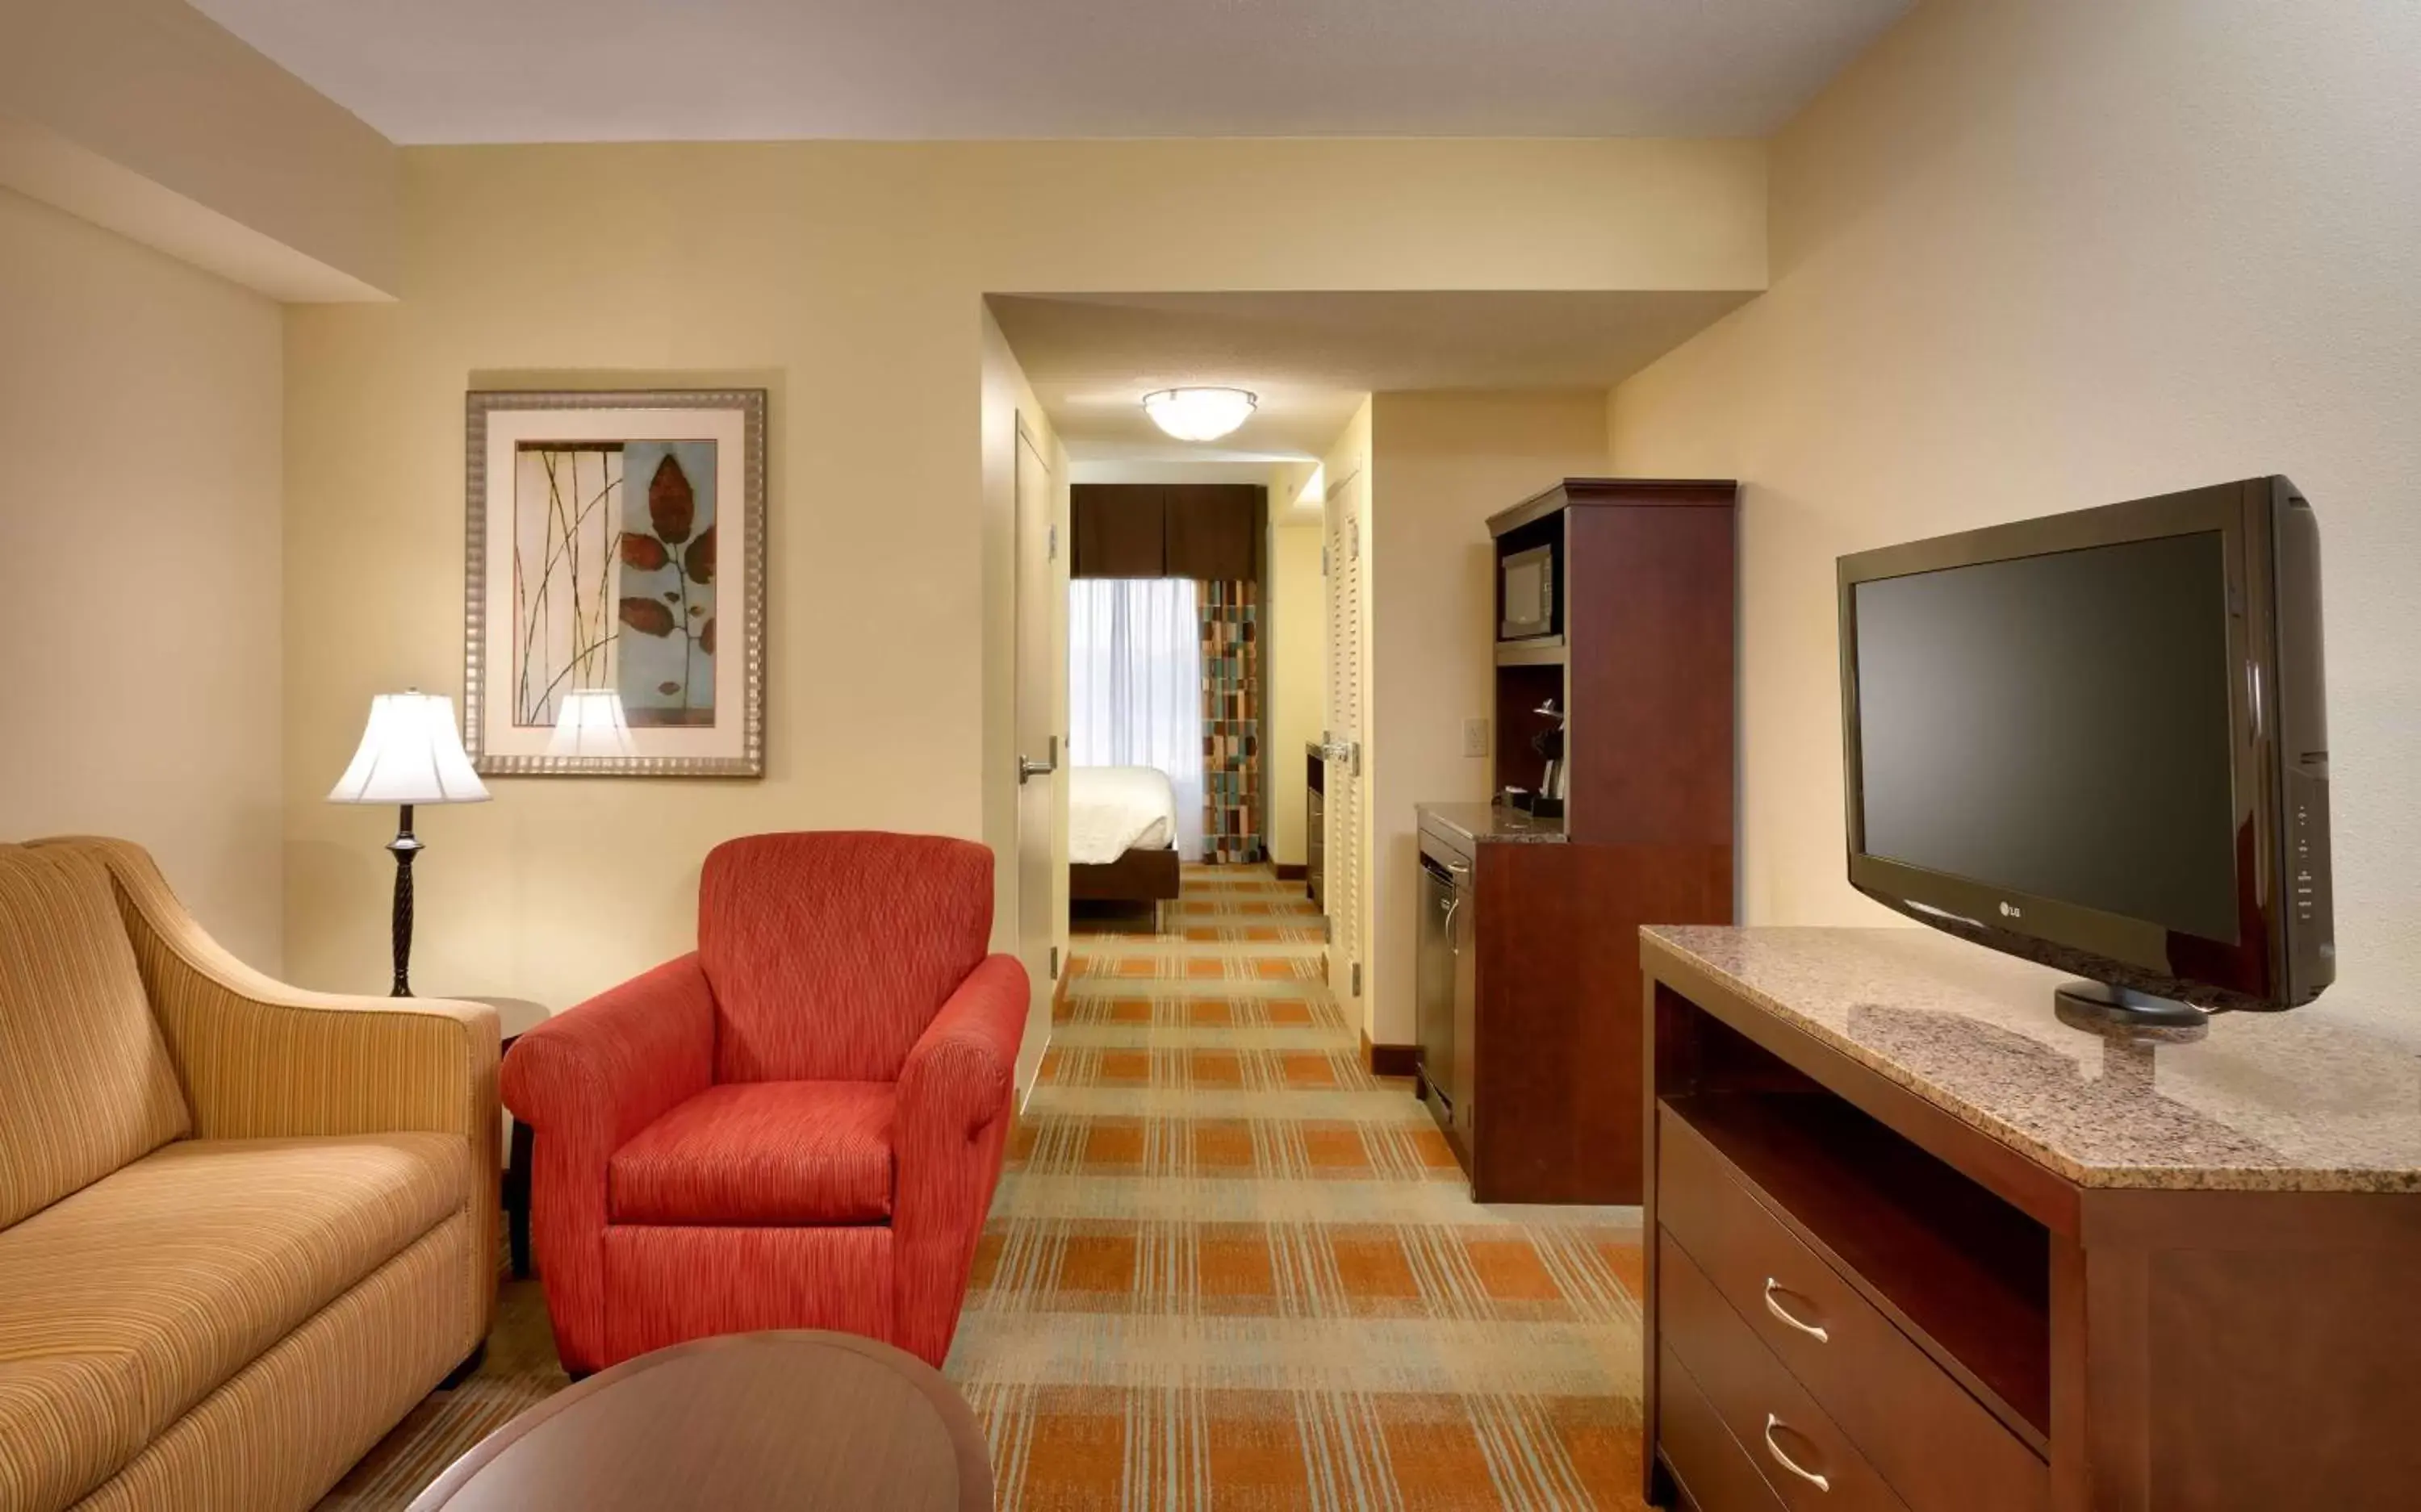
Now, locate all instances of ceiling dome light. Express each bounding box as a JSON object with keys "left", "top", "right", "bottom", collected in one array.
[{"left": 1143, "top": 387, "right": 1257, "bottom": 442}]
